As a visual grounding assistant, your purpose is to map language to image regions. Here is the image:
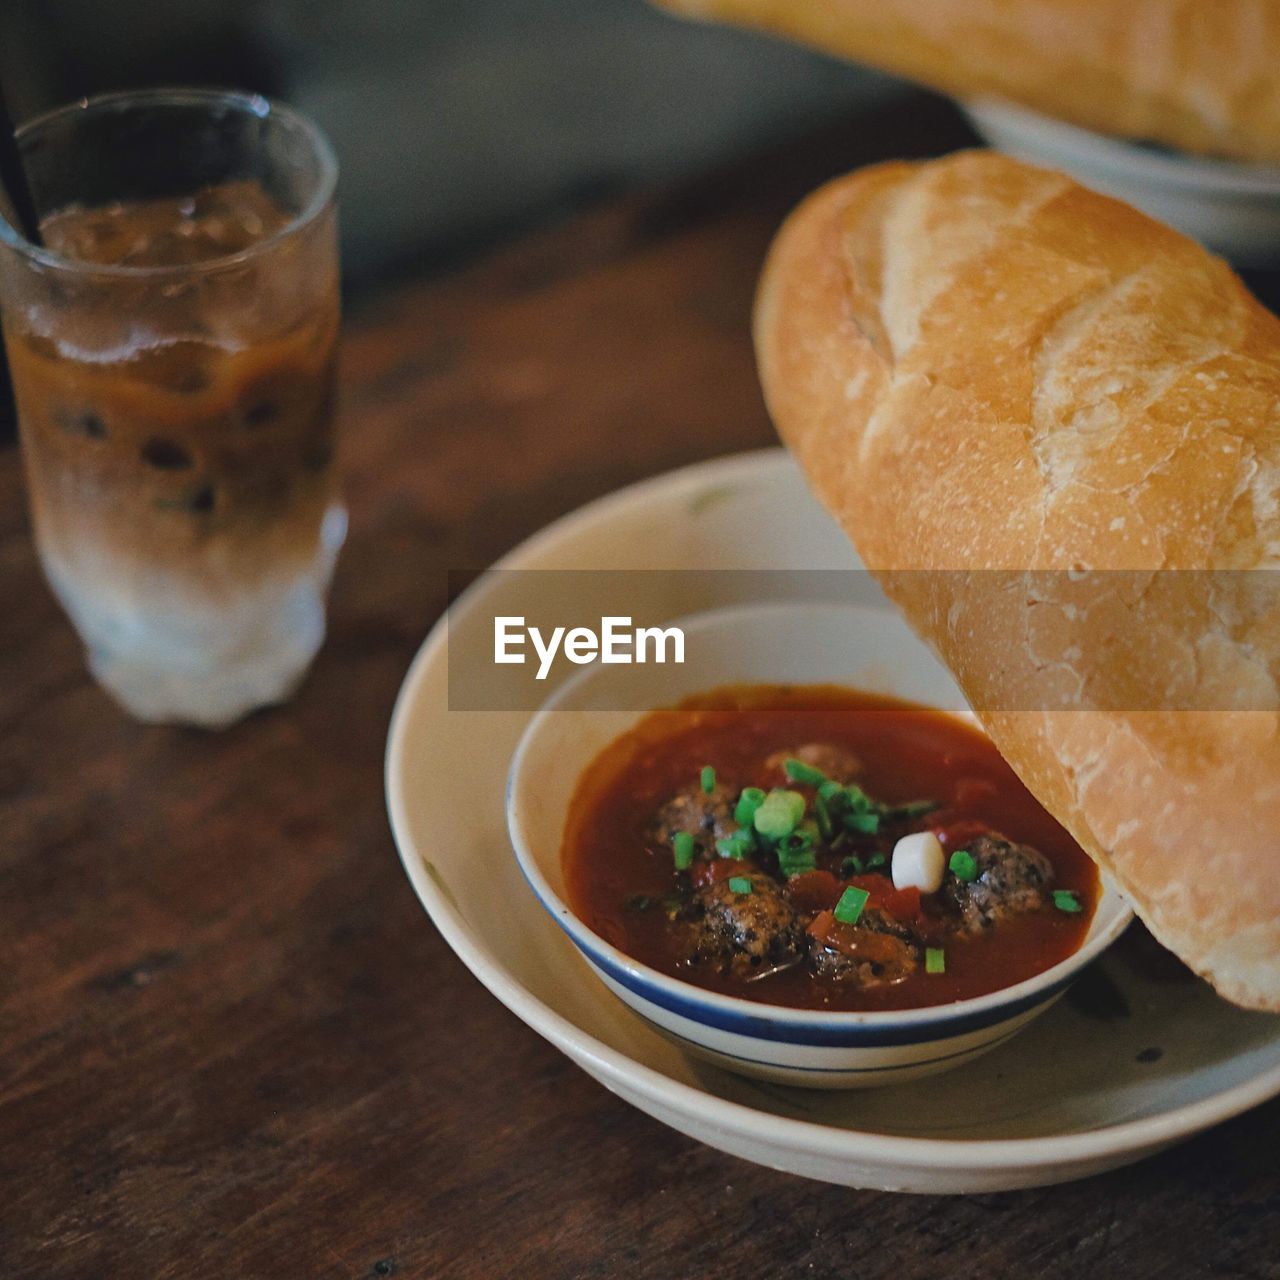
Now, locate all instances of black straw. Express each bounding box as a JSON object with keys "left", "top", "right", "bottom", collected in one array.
[{"left": 0, "top": 84, "right": 41, "bottom": 245}]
